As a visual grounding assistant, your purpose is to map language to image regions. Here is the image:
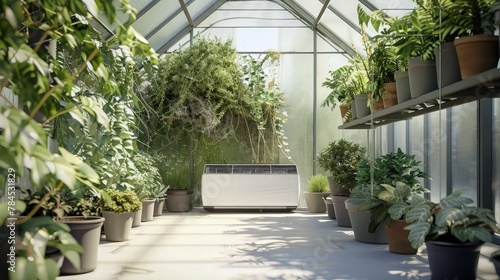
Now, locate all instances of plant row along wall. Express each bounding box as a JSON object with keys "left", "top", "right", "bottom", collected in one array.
[
  {"left": 0, "top": 0, "right": 159, "bottom": 278},
  {"left": 136, "top": 37, "right": 293, "bottom": 205}
]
